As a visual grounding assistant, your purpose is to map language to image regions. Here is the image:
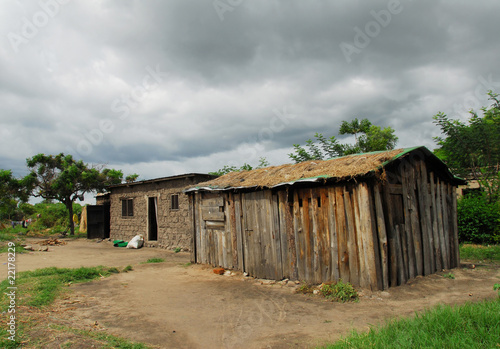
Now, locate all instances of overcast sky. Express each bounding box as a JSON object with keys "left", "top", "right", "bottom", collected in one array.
[{"left": 1, "top": 0, "right": 499, "bottom": 188}]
